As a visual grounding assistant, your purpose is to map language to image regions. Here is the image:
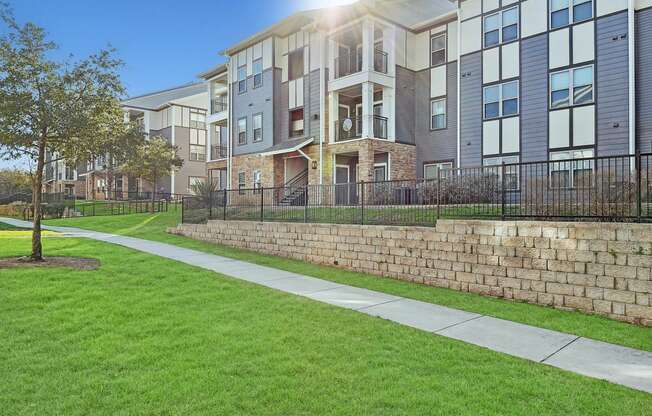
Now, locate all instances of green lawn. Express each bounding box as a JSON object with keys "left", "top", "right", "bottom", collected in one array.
[
  {"left": 1, "top": 236, "right": 650, "bottom": 414},
  {"left": 45, "top": 211, "right": 652, "bottom": 352}
]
